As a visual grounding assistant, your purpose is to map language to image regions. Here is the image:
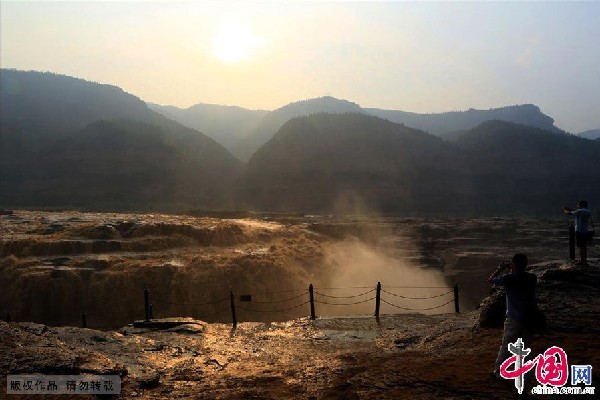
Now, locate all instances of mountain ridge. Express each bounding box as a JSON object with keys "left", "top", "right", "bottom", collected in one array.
[
  {"left": 243, "top": 114, "right": 600, "bottom": 215},
  {"left": 0, "top": 69, "right": 243, "bottom": 211},
  {"left": 366, "top": 103, "right": 562, "bottom": 136},
  {"left": 2, "top": 69, "right": 598, "bottom": 215},
  {"left": 151, "top": 95, "right": 565, "bottom": 161},
  {"left": 578, "top": 129, "right": 600, "bottom": 140}
]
